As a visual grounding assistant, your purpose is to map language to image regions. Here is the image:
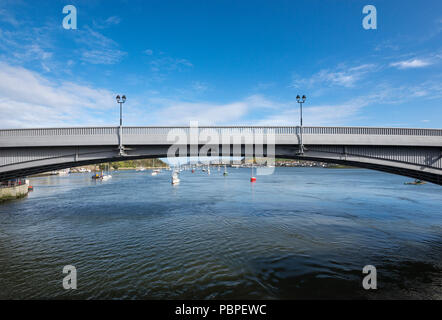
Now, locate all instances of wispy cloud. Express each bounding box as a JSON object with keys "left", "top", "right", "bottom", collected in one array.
[
  {"left": 368, "top": 80, "right": 442, "bottom": 102},
  {"left": 75, "top": 27, "right": 126, "bottom": 65},
  {"left": 252, "top": 98, "right": 368, "bottom": 126},
  {"left": 126, "top": 94, "right": 281, "bottom": 126},
  {"left": 390, "top": 58, "right": 432, "bottom": 69},
  {"left": 374, "top": 40, "right": 400, "bottom": 52},
  {"left": 0, "top": 23, "right": 55, "bottom": 71},
  {"left": 93, "top": 16, "right": 121, "bottom": 29},
  {"left": 292, "top": 64, "right": 377, "bottom": 88},
  {"left": 191, "top": 81, "right": 208, "bottom": 93},
  {"left": 0, "top": 8, "right": 19, "bottom": 26},
  {"left": 128, "top": 93, "right": 364, "bottom": 127},
  {"left": 150, "top": 56, "right": 193, "bottom": 72}
]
